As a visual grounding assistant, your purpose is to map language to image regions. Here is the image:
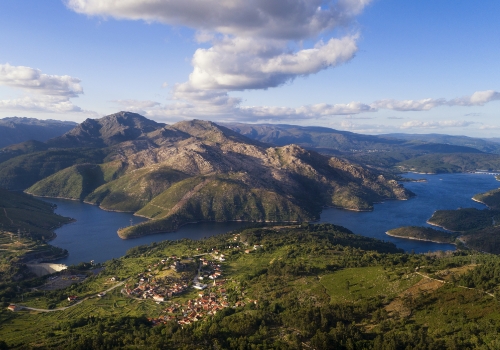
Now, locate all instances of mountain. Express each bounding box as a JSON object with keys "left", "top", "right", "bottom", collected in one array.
[
  {"left": 223, "top": 123, "right": 489, "bottom": 172},
  {"left": 0, "top": 117, "right": 77, "bottom": 148},
  {"left": 381, "top": 133, "right": 500, "bottom": 154},
  {"left": 46, "top": 111, "right": 165, "bottom": 148},
  {"left": 223, "top": 123, "right": 484, "bottom": 154},
  {"left": 16, "top": 114, "right": 413, "bottom": 239}
]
